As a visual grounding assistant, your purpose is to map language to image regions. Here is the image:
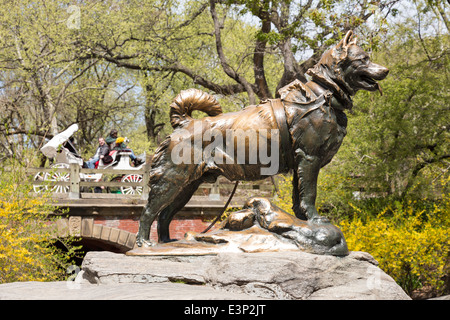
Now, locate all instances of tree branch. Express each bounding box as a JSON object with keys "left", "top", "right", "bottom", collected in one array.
[
  {"left": 84, "top": 44, "right": 247, "bottom": 96},
  {"left": 209, "top": 0, "right": 256, "bottom": 104}
]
